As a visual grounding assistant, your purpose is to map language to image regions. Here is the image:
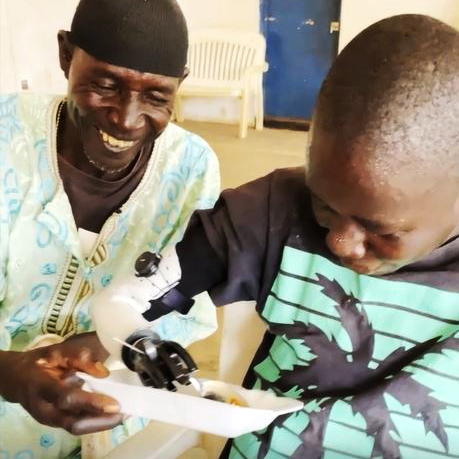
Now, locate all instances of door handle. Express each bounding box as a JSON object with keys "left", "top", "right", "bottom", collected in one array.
[{"left": 330, "top": 21, "right": 340, "bottom": 33}]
